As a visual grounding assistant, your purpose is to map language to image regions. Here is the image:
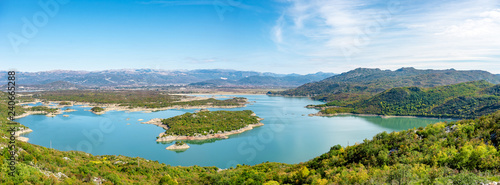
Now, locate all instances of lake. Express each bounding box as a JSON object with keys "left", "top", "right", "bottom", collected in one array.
[{"left": 17, "top": 95, "right": 454, "bottom": 168}]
